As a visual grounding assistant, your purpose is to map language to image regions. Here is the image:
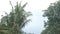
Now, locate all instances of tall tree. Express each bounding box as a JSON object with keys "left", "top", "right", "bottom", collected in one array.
[
  {"left": 0, "top": 1, "right": 32, "bottom": 34},
  {"left": 41, "top": 0, "right": 60, "bottom": 34}
]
